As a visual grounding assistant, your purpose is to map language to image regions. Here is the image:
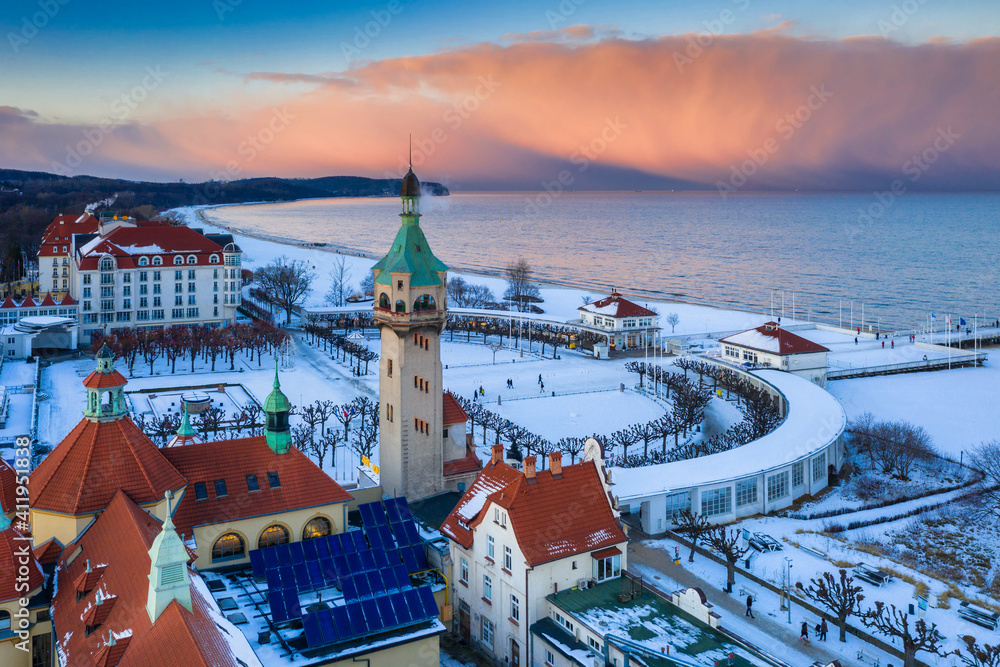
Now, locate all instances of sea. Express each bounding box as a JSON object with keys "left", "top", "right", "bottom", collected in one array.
[{"left": 204, "top": 191, "right": 1000, "bottom": 330}]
